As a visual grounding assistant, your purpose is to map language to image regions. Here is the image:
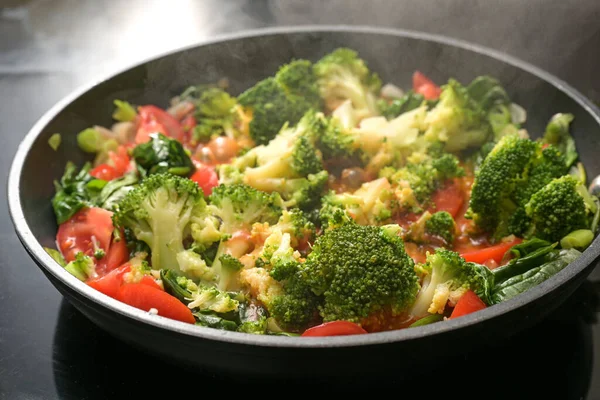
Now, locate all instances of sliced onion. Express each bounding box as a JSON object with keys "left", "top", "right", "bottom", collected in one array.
[
  {"left": 510, "top": 103, "right": 527, "bottom": 125},
  {"left": 380, "top": 83, "right": 405, "bottom": 99}
]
